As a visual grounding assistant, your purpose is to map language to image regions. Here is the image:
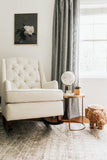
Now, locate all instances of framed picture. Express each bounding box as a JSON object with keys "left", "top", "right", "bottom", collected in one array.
[{"left": 14, "top": 13, "right": 38, "bottom": 44}]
